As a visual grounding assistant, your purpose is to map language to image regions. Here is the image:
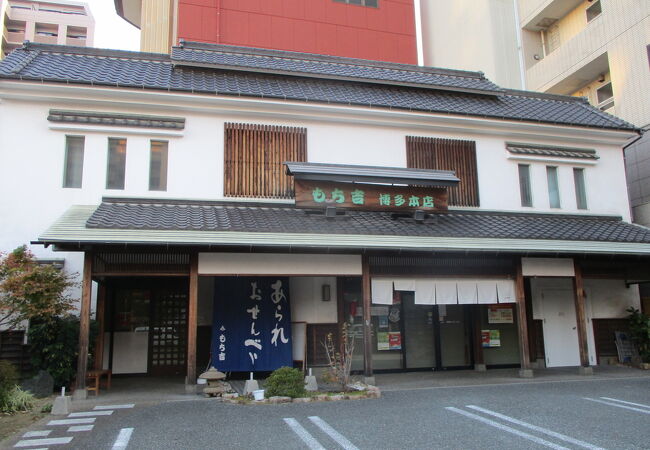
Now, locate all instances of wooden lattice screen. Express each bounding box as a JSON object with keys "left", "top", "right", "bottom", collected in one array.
[
  {"left": 224, "top": 123, "right": 307, "bottom": 198},
  {"left": 406, "top": 136, "right": 479, "bottom": 207}
]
